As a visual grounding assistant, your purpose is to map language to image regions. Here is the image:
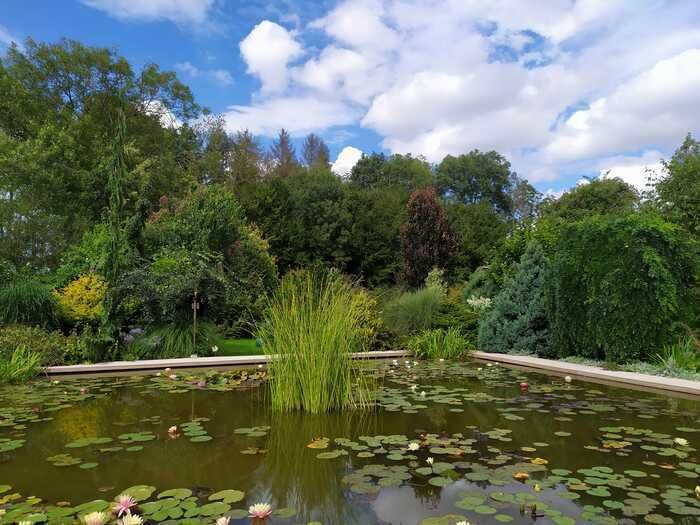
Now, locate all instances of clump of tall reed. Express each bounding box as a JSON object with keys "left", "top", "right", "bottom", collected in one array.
[
  {"left": 0, "top": 346, "right": 42, "bottom": 384},
  {"left": 257, "top": 269, "right": 373, "bottom": 413}
]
